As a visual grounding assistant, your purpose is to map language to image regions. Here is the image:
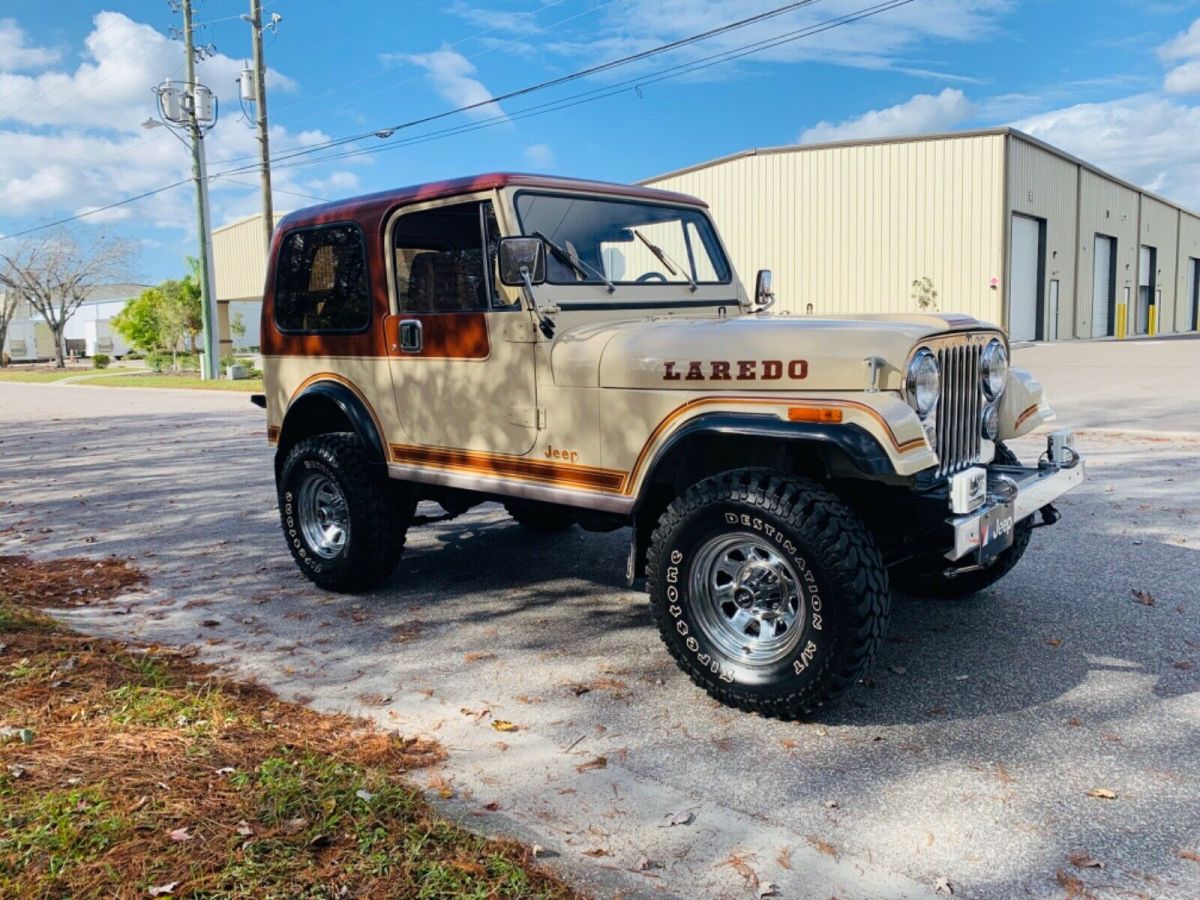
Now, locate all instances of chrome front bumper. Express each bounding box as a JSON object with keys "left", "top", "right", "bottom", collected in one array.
[{"left": 945, "top": 430, "right": 1084, "bottom": 562}]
